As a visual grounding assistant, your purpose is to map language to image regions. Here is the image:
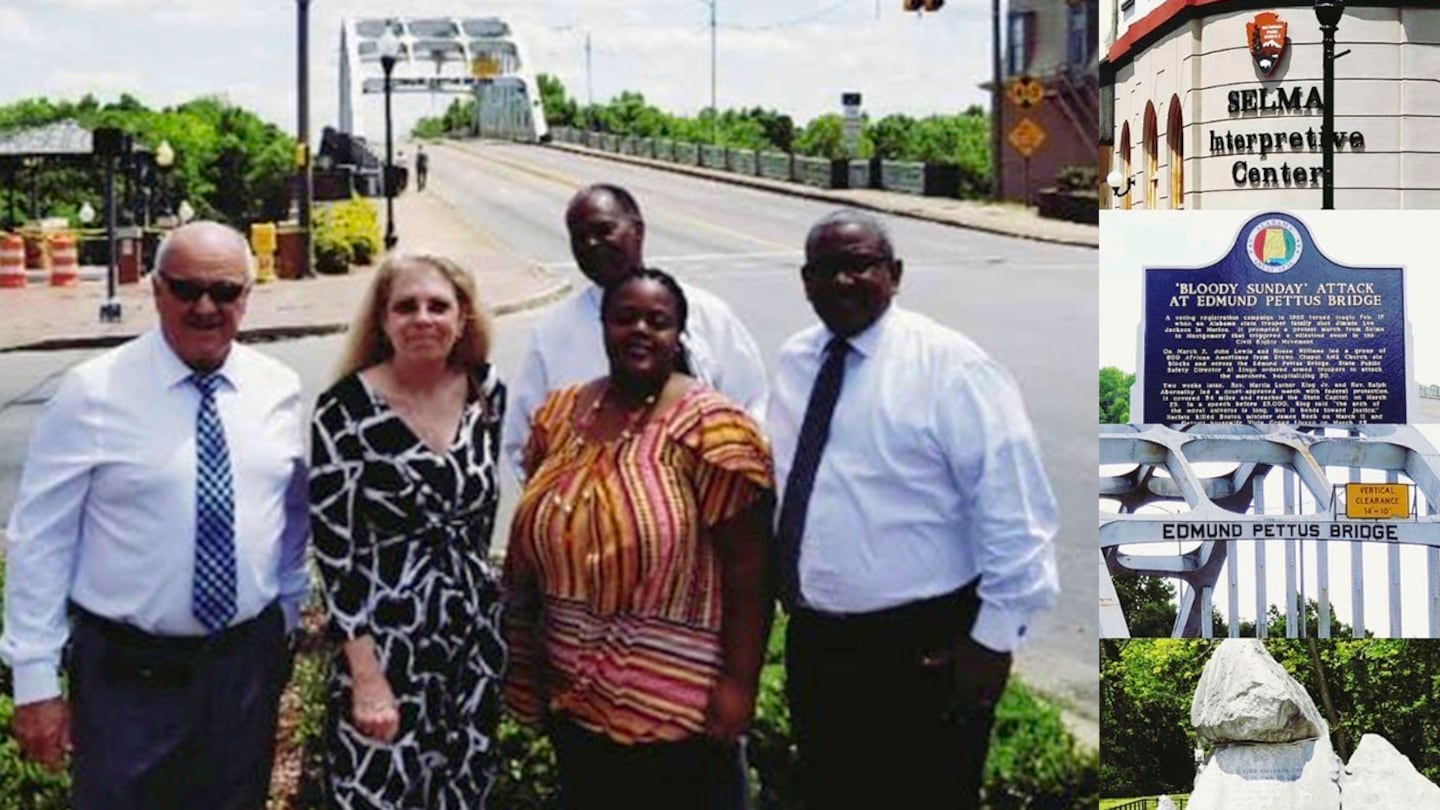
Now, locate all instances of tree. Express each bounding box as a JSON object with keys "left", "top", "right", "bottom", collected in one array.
[
  {"left": 1111, "top": 574, "right": 1178, "bottom": 637},
  {"left": 869, "top": 114, "right": 916, "bottom": 160},
  {"left": 1099, "top": 366, "right": 1134, "bottom": 423},
  {"left": 535, "top": 73, "right": 577, "bottom": 127}
]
